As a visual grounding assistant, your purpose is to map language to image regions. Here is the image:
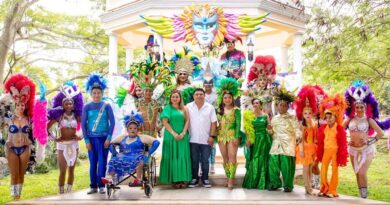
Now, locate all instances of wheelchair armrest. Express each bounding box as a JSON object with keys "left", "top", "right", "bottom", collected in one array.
[{"left": 109, "top": 143, "right": 120, "bottom": 157}]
